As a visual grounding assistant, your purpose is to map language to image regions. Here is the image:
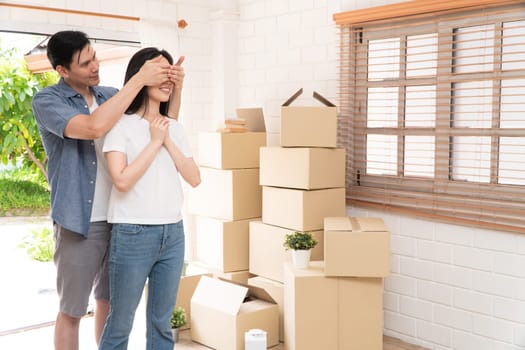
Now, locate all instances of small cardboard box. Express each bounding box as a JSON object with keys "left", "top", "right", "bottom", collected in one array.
[
  {"left": 188, "top": 167, "right": 262, "bottom": 220},
  {"left": 195, "top": 216, "right": 255, "bottom": 273},
  {"left": 191, "top": 276, "right": 279, "bottom": 350},
  {"left": 198, "top": 132, "right": 266, "bottom": 169},
  {"left": 324, "top": 217, "right": 390, "bottom": 277},
  {"left": 262, "top": 186, "right": 345, "bottom": 231},
  {"left": 248, "top": 276, "right": 284, "bottom": 342},
  {"left": 284, "top": 262, "right": 383, "bottom": 350},
  {"left": 249, "top": 221, "right": 323, "bottom": 283},
  {"left": 260, "top": 147, "right": 345, "bottom": 190},
  {"left": 281, "top": 88, "right": 337, "bottom": 148}
]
